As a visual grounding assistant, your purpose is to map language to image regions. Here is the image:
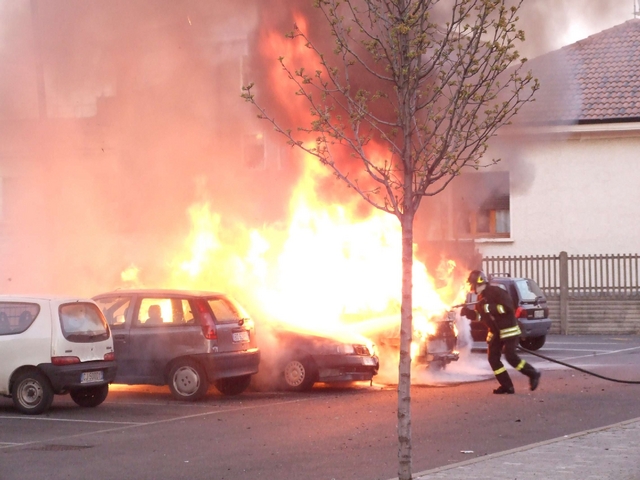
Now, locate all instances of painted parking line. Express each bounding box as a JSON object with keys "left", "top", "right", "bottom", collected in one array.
[
  {"left": 540, "top": 348, "right": 610, "bottom": 353},
  {"left": 555, "top": 345, "right": 640, "bottom": 362},
  {"left": 0, "top": 416, "right": 141, "bottom": 425},
  {"left": 0, "top": 397, "right": 310, "bottom": 450}
]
